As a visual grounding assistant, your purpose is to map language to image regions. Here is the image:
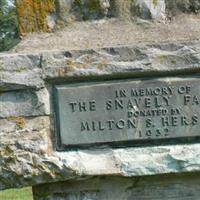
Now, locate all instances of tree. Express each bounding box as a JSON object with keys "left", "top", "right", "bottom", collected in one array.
[{"left": 0, "top": 0, "right": 20, "bottom": 52}]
